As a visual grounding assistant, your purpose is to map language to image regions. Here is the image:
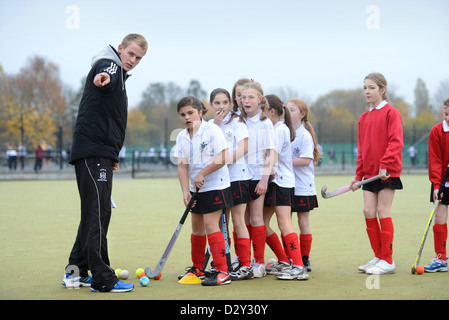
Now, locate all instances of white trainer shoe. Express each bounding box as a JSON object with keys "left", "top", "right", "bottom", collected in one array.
[
  {"left": 358, "top": 257, "right": 380, "bottom": 272},
  {"left": 276, "top": 266, "right": 309, "bottom": 280},
  {"left": 252, "top": 261, "right": 266, "bottom": 278},
  {"left": 366, "top": 259, "right": 395, "bottom": 274}
]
